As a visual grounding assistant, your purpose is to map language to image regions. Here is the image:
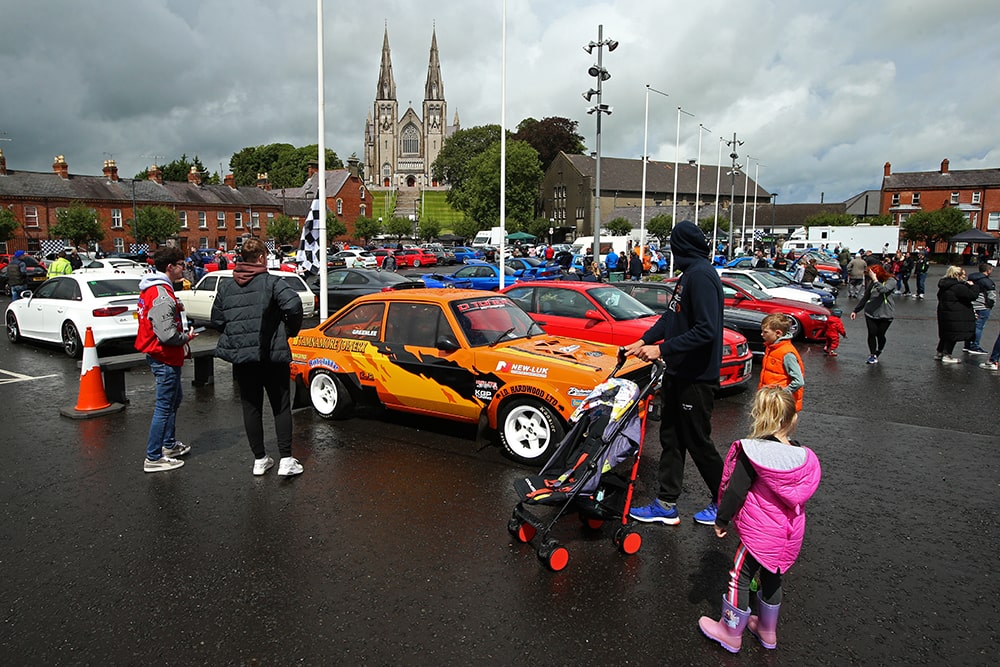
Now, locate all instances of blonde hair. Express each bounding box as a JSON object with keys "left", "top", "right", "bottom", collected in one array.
[
  {"left": 944, "top": 265, "right": 965, "bottom": 280},
  {"left": 761, "top": 312, "right": 791, "bottom": 334},
  {"left": 748, "top": 386, "right": 796, "bottom": 439}
]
